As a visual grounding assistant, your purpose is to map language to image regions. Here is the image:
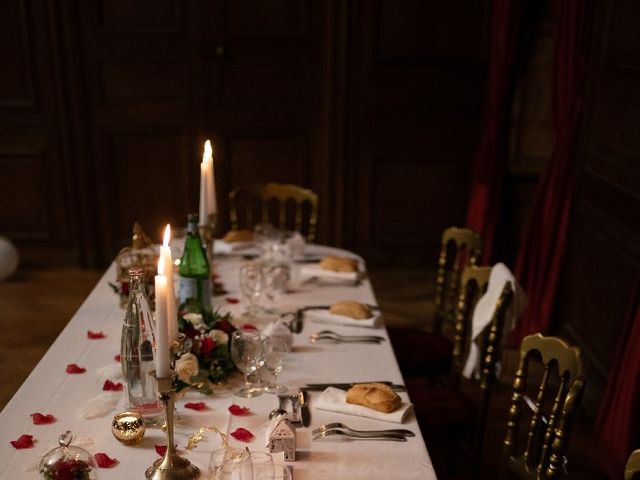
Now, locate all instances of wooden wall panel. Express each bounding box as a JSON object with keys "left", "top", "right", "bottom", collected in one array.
[
  {"left": 0, "top": 1, "right": 35, "bottom": 108},
  {"left": 101, "top": 64, "right": 189, "bottom": 105},
  {"left": 98, "top": 0, "right": 182, "bottom": 33}
]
